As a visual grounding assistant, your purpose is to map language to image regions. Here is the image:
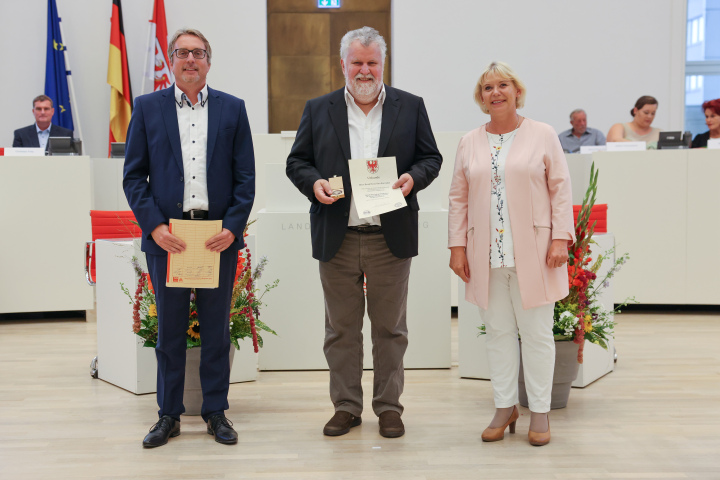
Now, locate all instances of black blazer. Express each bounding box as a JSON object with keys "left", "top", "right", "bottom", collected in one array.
[
  {"left": 692, "top": 131, "right": 711, "bottom": 148},
  {"left": 286, "top": 86, "right": 442, "bottom": 262},
  {"left": 12, "top": 123, "right": 73, "bottom": 149}
]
